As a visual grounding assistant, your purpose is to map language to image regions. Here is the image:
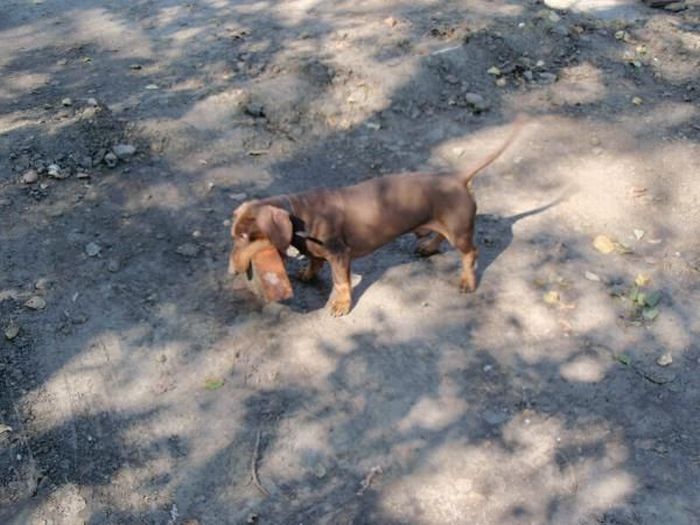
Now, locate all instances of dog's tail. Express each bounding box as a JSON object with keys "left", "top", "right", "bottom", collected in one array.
[{"left": 459, "top": 114, "right": 528, "bottom": 188}]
